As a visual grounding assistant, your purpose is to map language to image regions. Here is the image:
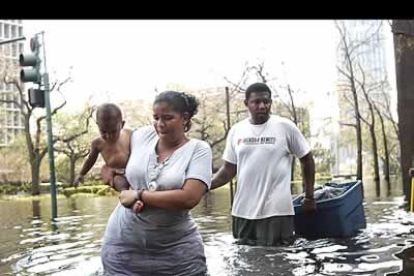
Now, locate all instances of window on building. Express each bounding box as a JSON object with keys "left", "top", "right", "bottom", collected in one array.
[
  {"left": 15, "top": 129, "right": 20, "bottom": 140},
  {"left": 0, "top": 130, "right": 5, "bottom": 145},
  {"left": 2, "top": 44, "right": 9, "bottom": 56},
  {"left": 18, "top": 26, "right": 23, "bottom": 37},
  {"left": 13, "top": 94, "right": 19, "bottom": 108},
  {"left": 4, "top": 24, "right": 10, "bottom": 38},
  {"left": 0, "top": 23, "right": 3, "bottom": 37},
  {"left": 6, "top": 130, "right": 12, "bottom": 144},
  {"left": 0, "top": 111, "right": 4, "bottom": 125},
  {"left": 11, "top": 25, "right": 17, "bottom": 38},
  {"left": 11, "top": 43, "right": 17, "bottom": 57},
  {"left": 14, "top": 113, "right": 19, "bottom": 126},
  {"left": 7, "top": 112, "right": 13, "bottom": 125},
  {"left": 7, "top": 94, "right": 13, "bottom": 109},
  {"left": 19, "top": 43, "right": 24, "bottom": 54}
]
